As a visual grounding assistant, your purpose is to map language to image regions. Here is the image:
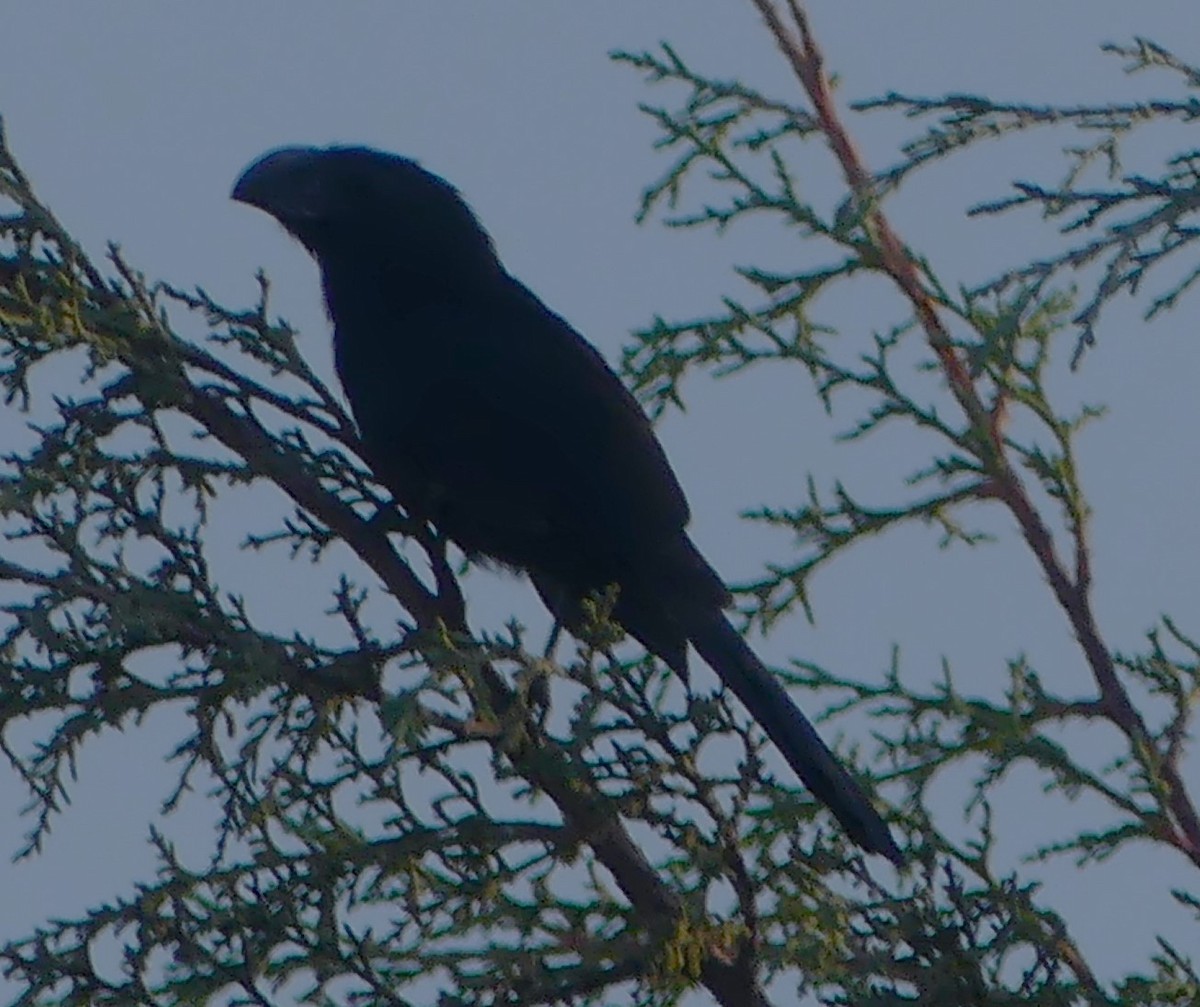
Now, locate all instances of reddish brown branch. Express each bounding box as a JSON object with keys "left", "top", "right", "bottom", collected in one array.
[{"left": 751, "top": 0, "right": 1200, "bottom": 866}]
